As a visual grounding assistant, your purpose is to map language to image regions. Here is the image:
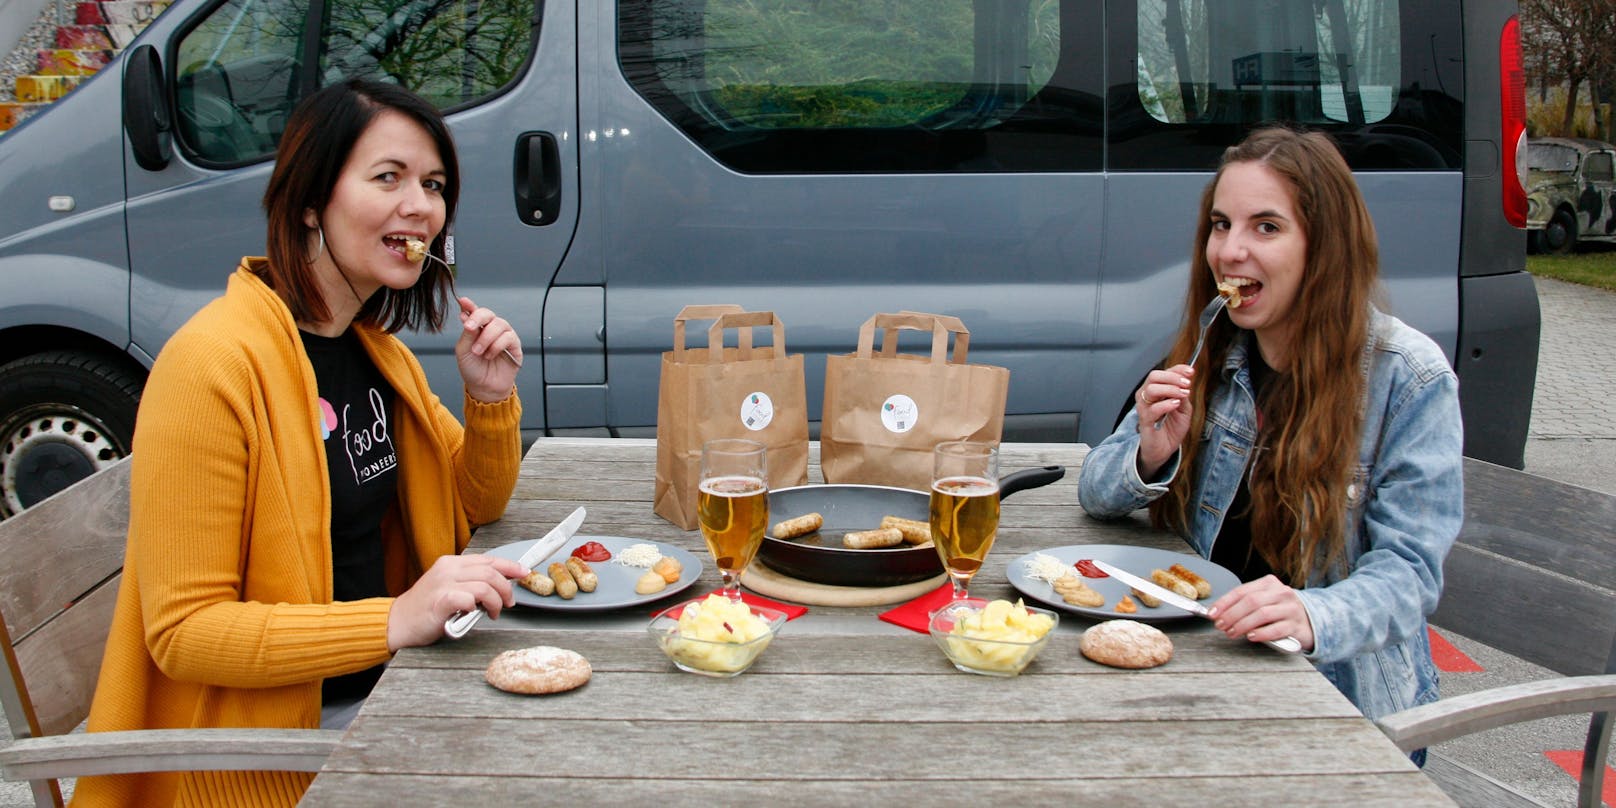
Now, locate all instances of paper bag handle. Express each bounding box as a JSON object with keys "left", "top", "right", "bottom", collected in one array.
[
  {"left": 672, "top": 304, "right": 746, "bottom": 359},
  {"left": 855, "top": 311, "right": 970, "bottom": 364},
  {"left": 707, "top": 311, "right": 787, "bottom": 361}
]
